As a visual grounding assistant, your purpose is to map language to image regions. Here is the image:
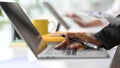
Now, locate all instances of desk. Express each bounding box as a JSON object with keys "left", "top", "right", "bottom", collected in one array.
[
  {"left": 0, "top": 56, "right": 47, "bottom": 68},
  {"left": 28, "top": 48, "right": 116, "bottom": 68},
  {"left": 0, "top": 46, "right": 116, "bottom": 68},
  {"left": 0, "top": 45, "right": 117, "bottom": 68}
]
